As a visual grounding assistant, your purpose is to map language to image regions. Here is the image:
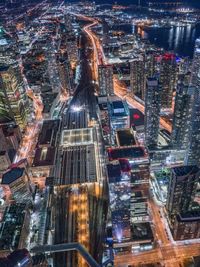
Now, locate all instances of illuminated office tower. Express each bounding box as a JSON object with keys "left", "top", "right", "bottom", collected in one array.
[
  {"left": 130, "top": 58, "right": 145, "bottom": 99},
  {"left": 185, "top": 38, "right": 200, "bottom": 165},
  {"left": 46, "top": 42, "right": 61, "bottom": 93},
  {"left": 145, "top": 51, "right": 156, "bottom": 78},
  {"left": 107, "top": 161, "right": 131, "bottom": 243},
  {"left": 144, "top": 77, "right": 161, "bottom": 148},
  {"left": 190, "top": 38, "right": 200, "bottom": 86},
  {"left": 0, "top": 26, "right": 19, "bottom": 65},
  {"left": 160, "top": 53, "right": 177, "bottom": 108},
  {"left": 1, "top": 167, "right": 32, "bottom": 204},
  {"left": 171, "top": 82, "right": 193, "bottom": 150},
  {"left": 66, "top": 35, "right": 78, "bottom": 69},
  {"left": 98, "top": 64, "right": 114, "bottom": 96},
  {"left": 0, "top": 26, "right": 29, "bottom": 129},
  {"left": 0, "top": 64, "right": 29, "bottom": 129},
  {"left": 166, "top": 165, "right": 199, "bottom": 223},
  {"left": 102, "top": 19, "right": 109, "bottom": 46}
]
